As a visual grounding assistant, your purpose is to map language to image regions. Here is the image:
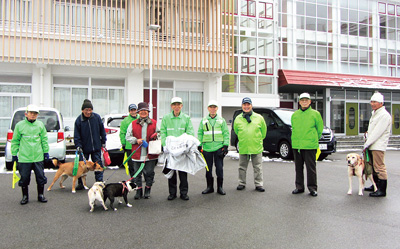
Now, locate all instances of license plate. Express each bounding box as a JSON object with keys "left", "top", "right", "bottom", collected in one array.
[{"left": 319, "top": 144, "right": 327, "bottom": 150}]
